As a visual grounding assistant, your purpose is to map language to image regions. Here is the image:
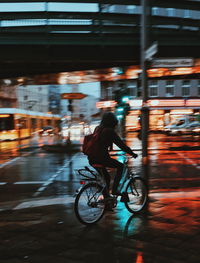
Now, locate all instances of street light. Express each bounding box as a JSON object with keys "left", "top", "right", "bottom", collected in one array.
[{"left": 141, "top": 0, "right": 151, "bottom": 192}]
